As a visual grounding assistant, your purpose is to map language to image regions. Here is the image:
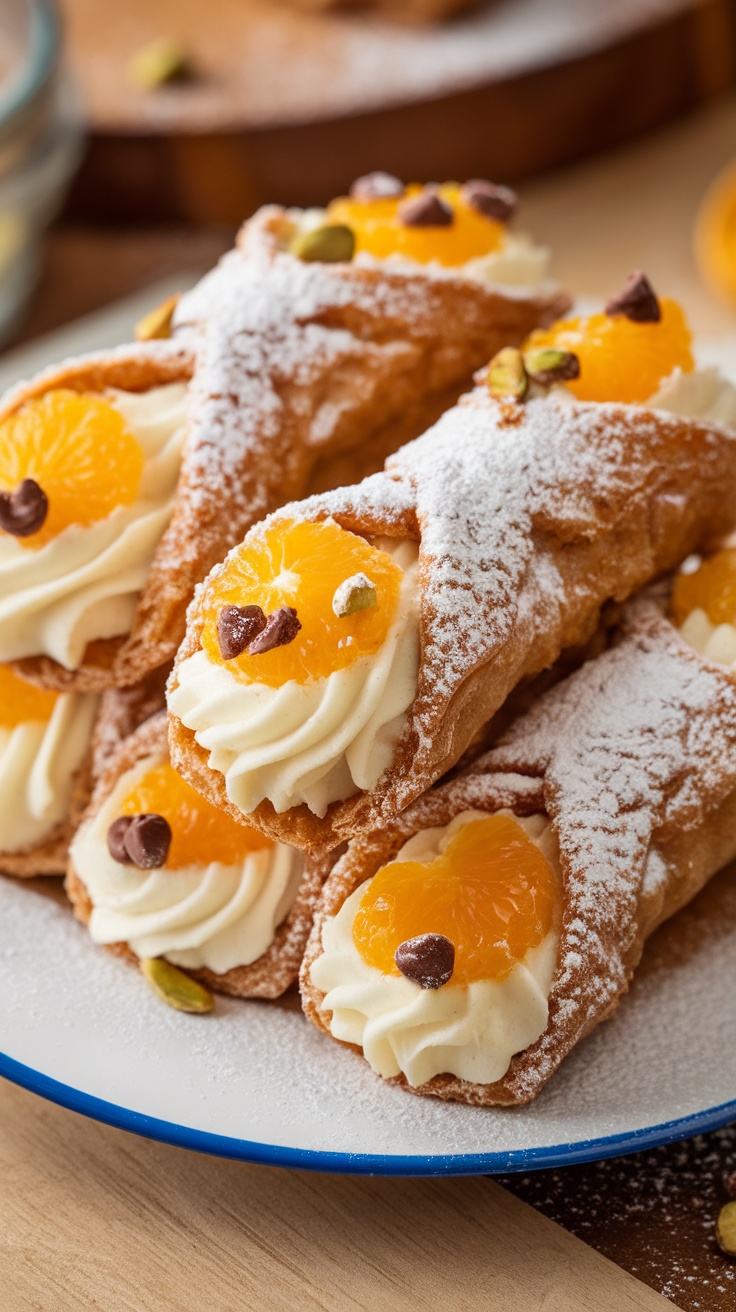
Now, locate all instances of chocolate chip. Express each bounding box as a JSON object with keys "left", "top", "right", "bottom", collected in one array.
[
  {"left": 218, "top": 604, "right": 267, "bottom": 660},
  {"left": 107, "top": 816, "right": 134, "bottom": 864},
  {"left": 462, "top": 179, "right": 518, "bottom": 223},
  {"left": 350, "top": 171, "right": 404, "bottom": 201},
  {"left": 605, "top": 271, "right": 661, "bottom": 323},
  {"left": 248, "top": 606, "right": 301, "bottom": 655},
  {"left": 398, "top": 191, "right": 453, "bottom": 228},
  {"left": 123, "top": 813, "right": 172, "bottom": 869},
  {"left": 0, "top": 478, "right": 48, "bottom": 537},
  {"left": 395, "top": 933, "right": 455, "bottom": 989}
]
